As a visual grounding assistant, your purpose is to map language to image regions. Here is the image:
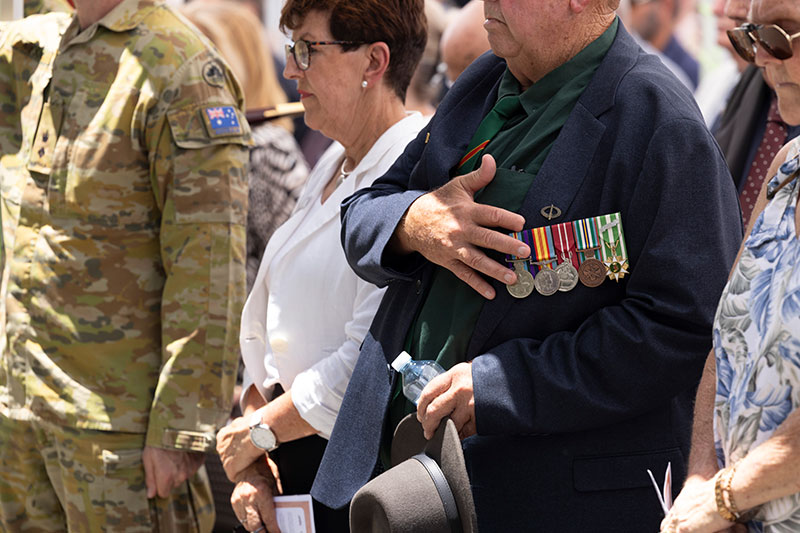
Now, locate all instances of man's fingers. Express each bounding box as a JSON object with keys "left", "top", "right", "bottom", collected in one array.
[
  {"left": 417, "top": 373, "right": 452, "bottom": 421},
  {"left": 255, "top": 491, "right": 281, "bottom": 533},
  {"left": 449, "top": 396, "right": 475, "bottom": 435},
  {"left": 458, "top": 154, "right": 497, "bottom": 194},
  {"left": 471, "top": 203, "right": 526, "bottom": 234},
  {"left": 143, "top": 449, "right": 157, "bottom": 499},
  {"left": 451, "top": 243, "right": 518, "bottom": 292},
  {"left": 419, "top": 388, "right": 457, "bottom": 439},
  {"left": 449, "top": 258, "right": 498, "bottom": 299},
  {"left": 156, "top": 468, "right": 175, "bottom": 498},
  {"left": 469, "top": 223, "right": 528, "bottom": 259}
]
